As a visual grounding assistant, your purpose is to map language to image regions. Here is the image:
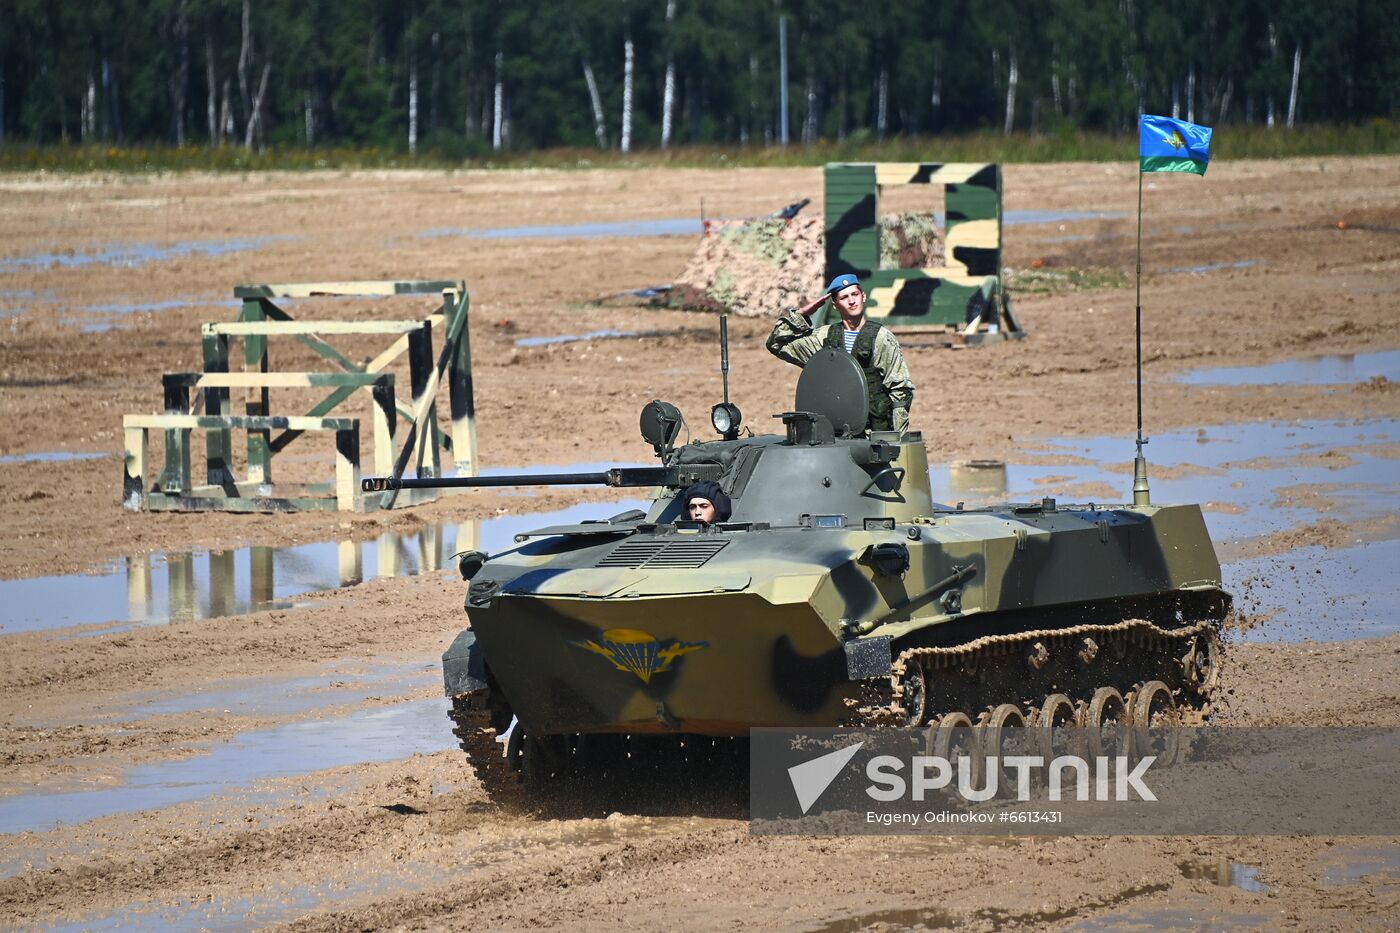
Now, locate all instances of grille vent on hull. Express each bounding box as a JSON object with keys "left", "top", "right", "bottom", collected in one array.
[{"left": 594, "top": 539, "right": 728, "bottom": 569}]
